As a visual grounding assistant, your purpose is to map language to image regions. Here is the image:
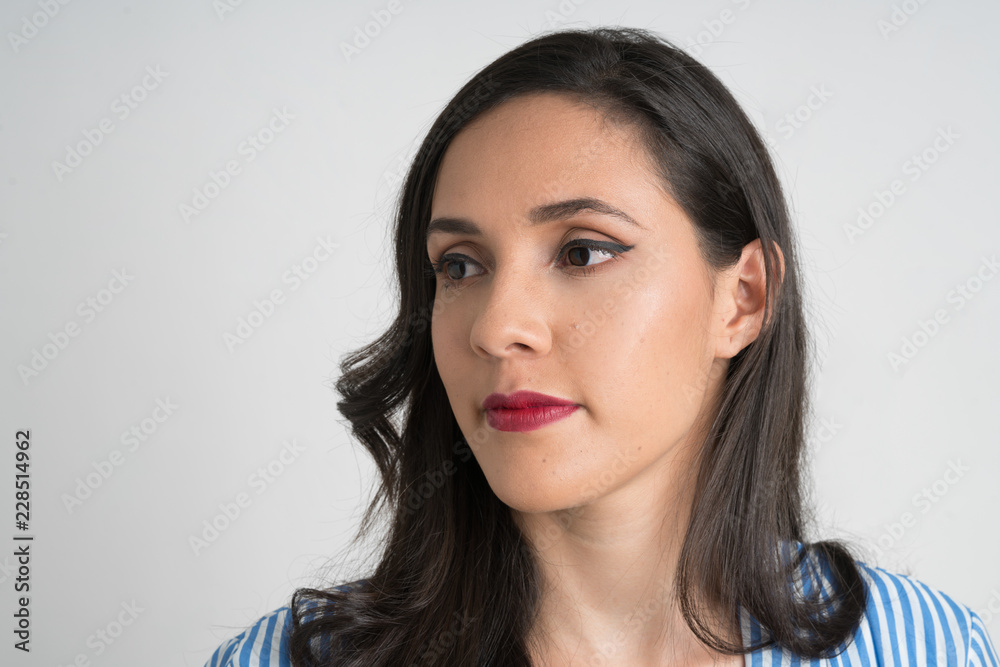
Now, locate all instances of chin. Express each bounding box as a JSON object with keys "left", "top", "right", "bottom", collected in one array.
[
  {"left": 493, "top": 491, "right": 559, "bottom": 515},
  {"left": 481, "top": 468, "right": 584, "bottom": 515}
]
